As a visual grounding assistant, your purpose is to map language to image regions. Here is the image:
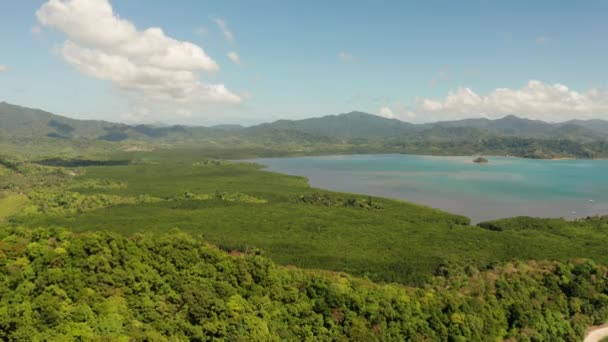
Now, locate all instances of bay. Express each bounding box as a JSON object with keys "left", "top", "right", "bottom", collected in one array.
[{"left": 252, "top": 154, "right": 608, "bottom": 222}]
